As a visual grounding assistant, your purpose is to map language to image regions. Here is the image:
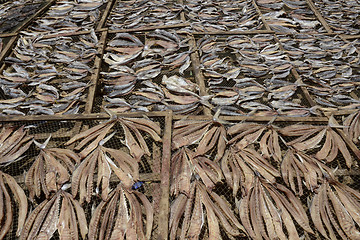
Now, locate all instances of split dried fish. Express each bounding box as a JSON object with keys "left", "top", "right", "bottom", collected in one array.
[
  {"left": 0, "top": 171, "right": 28, "bottom": 238},
  {"left": 280, "top": 121, "right": 353, "bottom": 168},
  {"left": 343, "top": 111, "right": 360, "bottom": 144},
  {"left": 88, "top": 183, "right": 153, "bottom": 240},
  {"left": 221, "top": 147, "right": 280, "bottom": 196},
  {"left": 25, "top": 136, "right": 80, "bottom": 200},
  {"left": 170, "top": 147, "right": 223, "bottom": 196},
  {"left": 238, "top": 175, "right": 313, "bottom": 240},
  {"left": 172, "top": 118, "right": 227, "bottom": 160},
  {"left": 309, "top": 177, "right": 360, "bottom": 239},
  {"left": 0, "top": 125, "right": 33, "bottom": 165},
  {"left": 170, "top": 180, "right": 245, "bottom": 240},
  {"left": 20, "top": 190, "right": 88, "bottom": 240},
  {"left": 281, "top": 148, "right": 333, "bottom": 195}
]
